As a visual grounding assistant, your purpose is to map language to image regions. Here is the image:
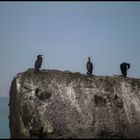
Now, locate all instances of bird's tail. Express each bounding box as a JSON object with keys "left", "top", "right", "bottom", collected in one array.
[{"left": 34, "top": 68, "right": 39, "bottom": 73}]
